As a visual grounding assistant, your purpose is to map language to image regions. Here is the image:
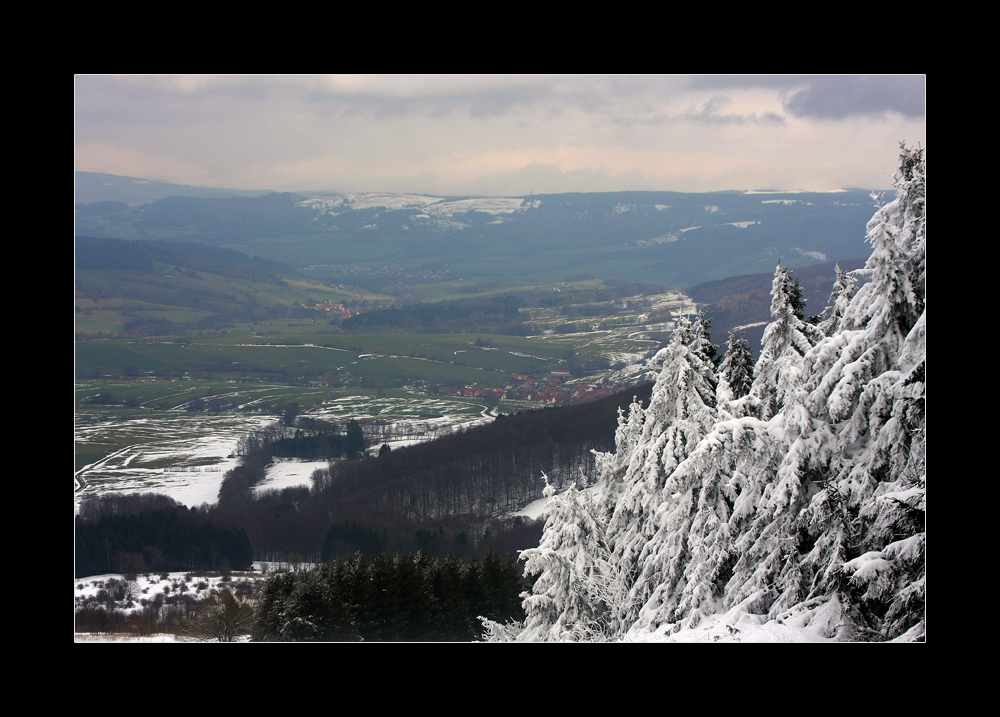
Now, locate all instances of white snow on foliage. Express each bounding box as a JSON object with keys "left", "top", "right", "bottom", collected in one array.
[{"left": 486, "top": 144, "right": 926, "bottom": 643}]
